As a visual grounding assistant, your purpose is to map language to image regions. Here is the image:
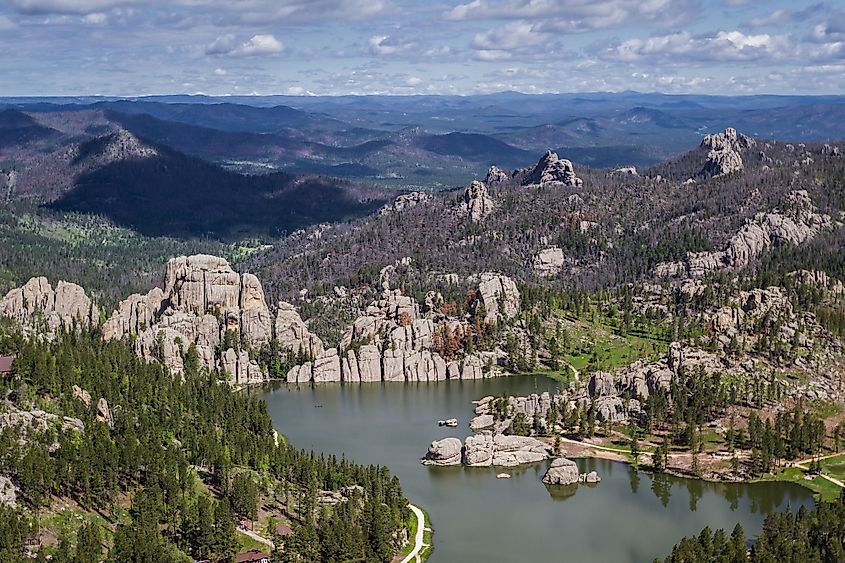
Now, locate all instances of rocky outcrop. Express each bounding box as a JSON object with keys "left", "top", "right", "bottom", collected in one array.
[
  {"left": 0, "top": 405, "right": 84, "bottom": 435},
  {"left": 463, "top": 434, "right": 552, "bottom": 467},
  {"left": 485, "top": 165, "right": 509, "bottom": 186},
  {"left": 656, "top": 191, "right": 836, "bottom": 278},
  {"left": 699, "top": 127, "right": 755, "bottom": 177},
  {"left": 108, "top": 255, "right": 270, "bottom": 385},
  {"left": 275, "top": 302, "right": 324, "bottom": 358},
  {"left": 458, "top": 180, "right": 495, "bottom": 222},
  {"left": 421, "top": 437, "right": 463, "bottom": 466},
  {"left": 542, "top": 458, "right": 579, "bottom": 485},
  {"left": 422, "top": 433, "right": 552, "bottom": 467},
  {"left": 0, "top": 476, "right": 18, "bottom": 508},
  {"left": 473, "top": 273, "right": 521, "bottom": 322},
  {"left": 0, "top": 277, "right": 99, "bottom": 337},
  {"left": 525, "top": 150, "right": 582, "bottom": 187},
  {"left": 102, "top": 288, "right": 164, "bottom": 341},
  {"left": 379, "top": 191, "right": 431, "bottom": 216},
  {"left": 533, "top": 246, "right": 565, "bottom": 277},
  {"left": 97, "top": 397, "right": 114, "bottom": 428}
]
